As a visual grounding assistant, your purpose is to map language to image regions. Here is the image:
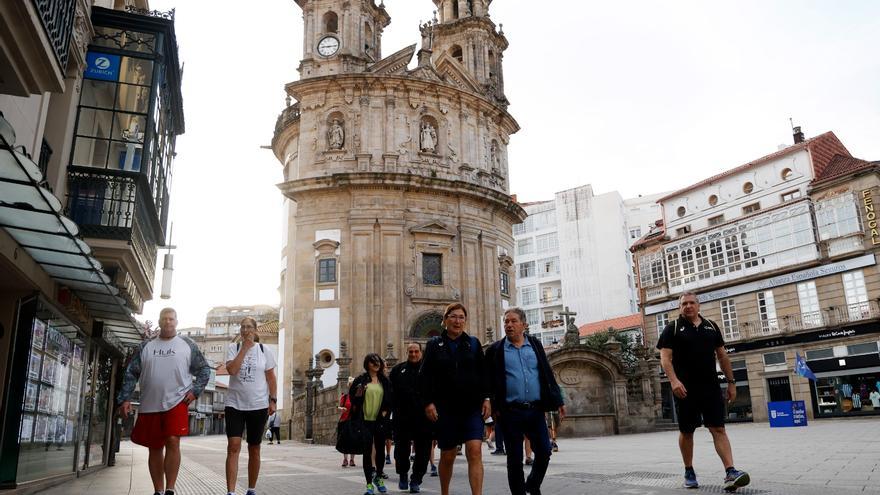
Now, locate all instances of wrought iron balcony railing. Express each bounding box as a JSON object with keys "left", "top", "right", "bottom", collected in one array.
[
  {"left": 725, "top": 301, "right": 880, "bottom": 343},
  {"left": 32, "top": 0, "right": 76, "bottom": 69}
]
